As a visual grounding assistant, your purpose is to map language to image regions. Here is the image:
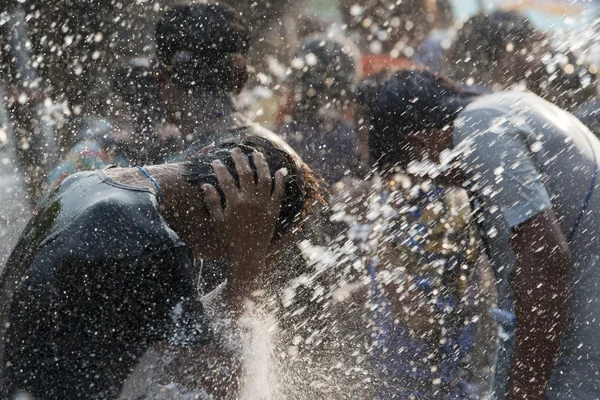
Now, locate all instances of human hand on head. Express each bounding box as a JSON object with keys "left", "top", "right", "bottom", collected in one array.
[{"left": 201, "top": 148, "right": 288, "bottom": 290}]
